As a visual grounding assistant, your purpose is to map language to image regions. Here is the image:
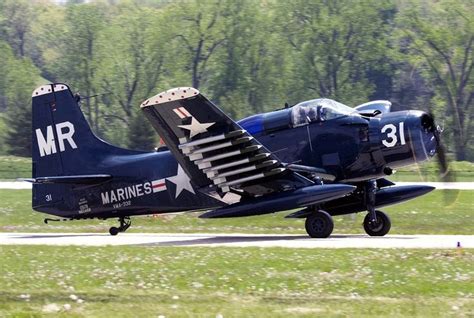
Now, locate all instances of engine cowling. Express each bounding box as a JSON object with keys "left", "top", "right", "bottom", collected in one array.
[{"left": 371, "top": 110, "right": 438, "bottom": 170}]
